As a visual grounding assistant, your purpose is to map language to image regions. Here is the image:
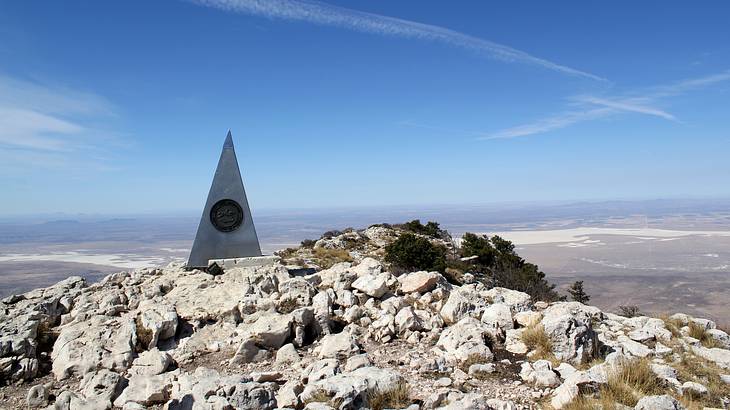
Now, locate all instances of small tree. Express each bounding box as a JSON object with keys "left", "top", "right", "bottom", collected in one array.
[
  {"left": 459, "top": 232, "right": 563, "bottom": 302},
  {"left": 400, "top": 219, "right": 450, "bottom": 239},
  {"left": 567, "top": 280, "right": 590, "bottom": 304},
  {"left": 618, "top": 305, "right": 641, "bottom": 318},
  {"left": 385, "top": 233, "right": 446, "bottom": 272},
  {"left": 460, "top": 233, "right": 497, "bottom": 266}
]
